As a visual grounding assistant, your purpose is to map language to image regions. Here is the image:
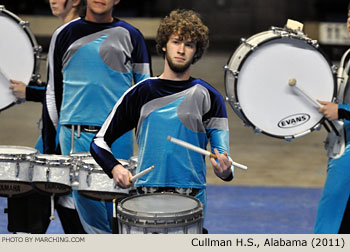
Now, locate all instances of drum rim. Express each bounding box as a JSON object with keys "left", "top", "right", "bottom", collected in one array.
[
  {"left": 117, "top": 193, "right": 203, "bottom": 223},
  {"left": 34, "top": 154, "right": 72, "bottom": 167},
  {"left": 224, "top": 28, "right": 337, "bottom": 139},
  {"left": 0, "top": 145, "right": 38, "bottom": 160}
]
